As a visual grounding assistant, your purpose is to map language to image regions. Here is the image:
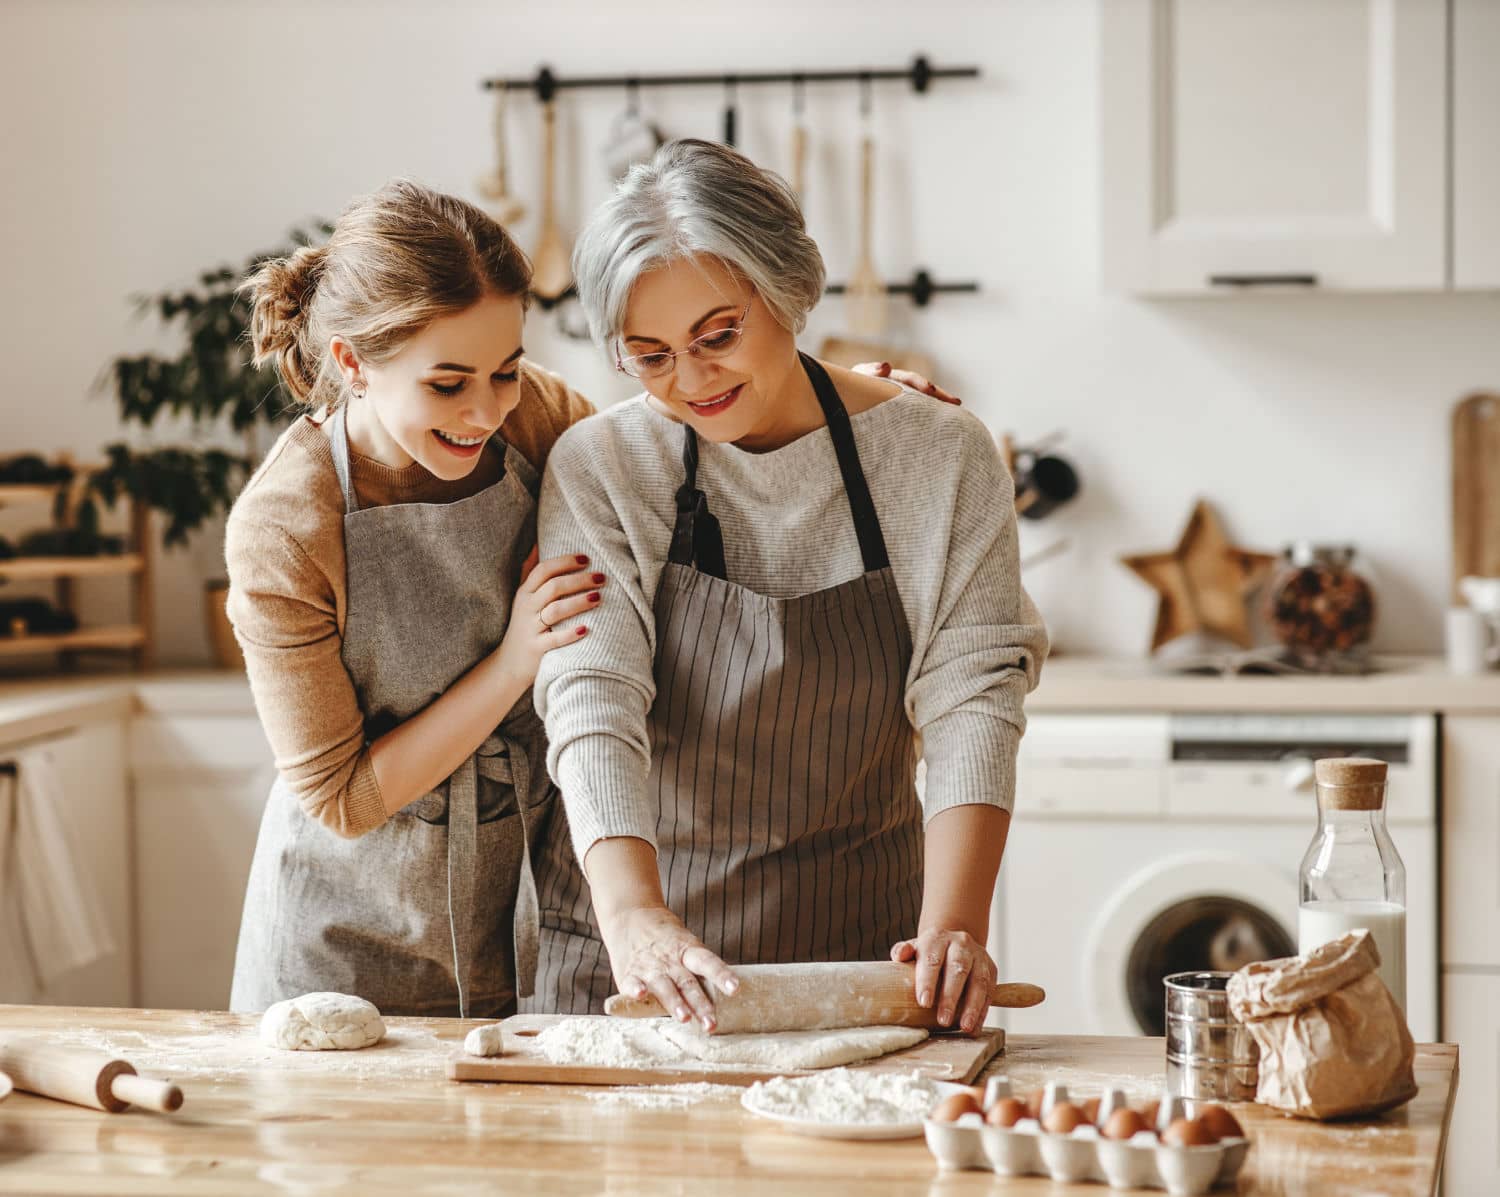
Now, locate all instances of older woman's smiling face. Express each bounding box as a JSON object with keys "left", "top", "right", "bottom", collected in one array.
[{"left": 620, "top": 255, "right": 806, "bottom": 447}]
